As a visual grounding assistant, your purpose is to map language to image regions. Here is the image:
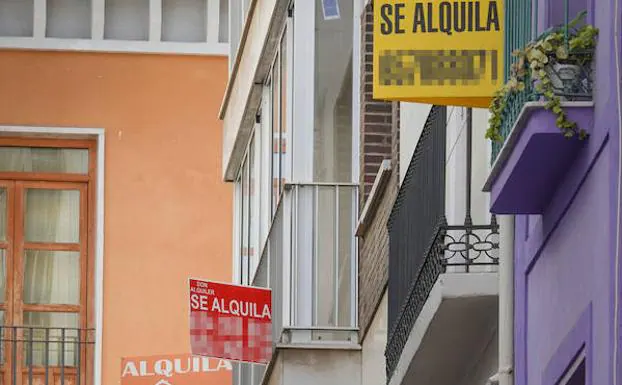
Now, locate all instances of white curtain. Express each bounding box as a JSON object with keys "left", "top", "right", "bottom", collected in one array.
[{"left": 0, "top": 147, "right": 87, "bottom": 174}]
